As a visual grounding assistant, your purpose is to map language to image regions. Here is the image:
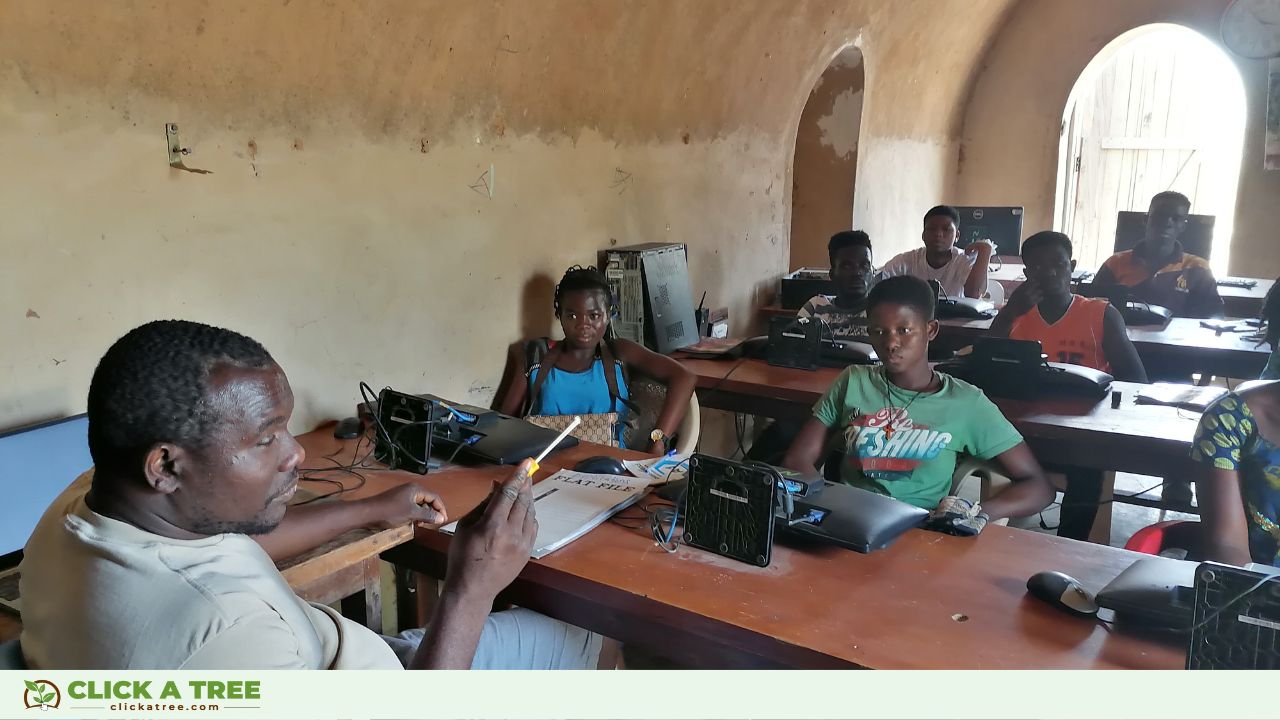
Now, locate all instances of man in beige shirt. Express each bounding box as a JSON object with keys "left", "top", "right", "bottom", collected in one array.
[{"left": 20, "top": 320, "right": 602, "bottom": 670}]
